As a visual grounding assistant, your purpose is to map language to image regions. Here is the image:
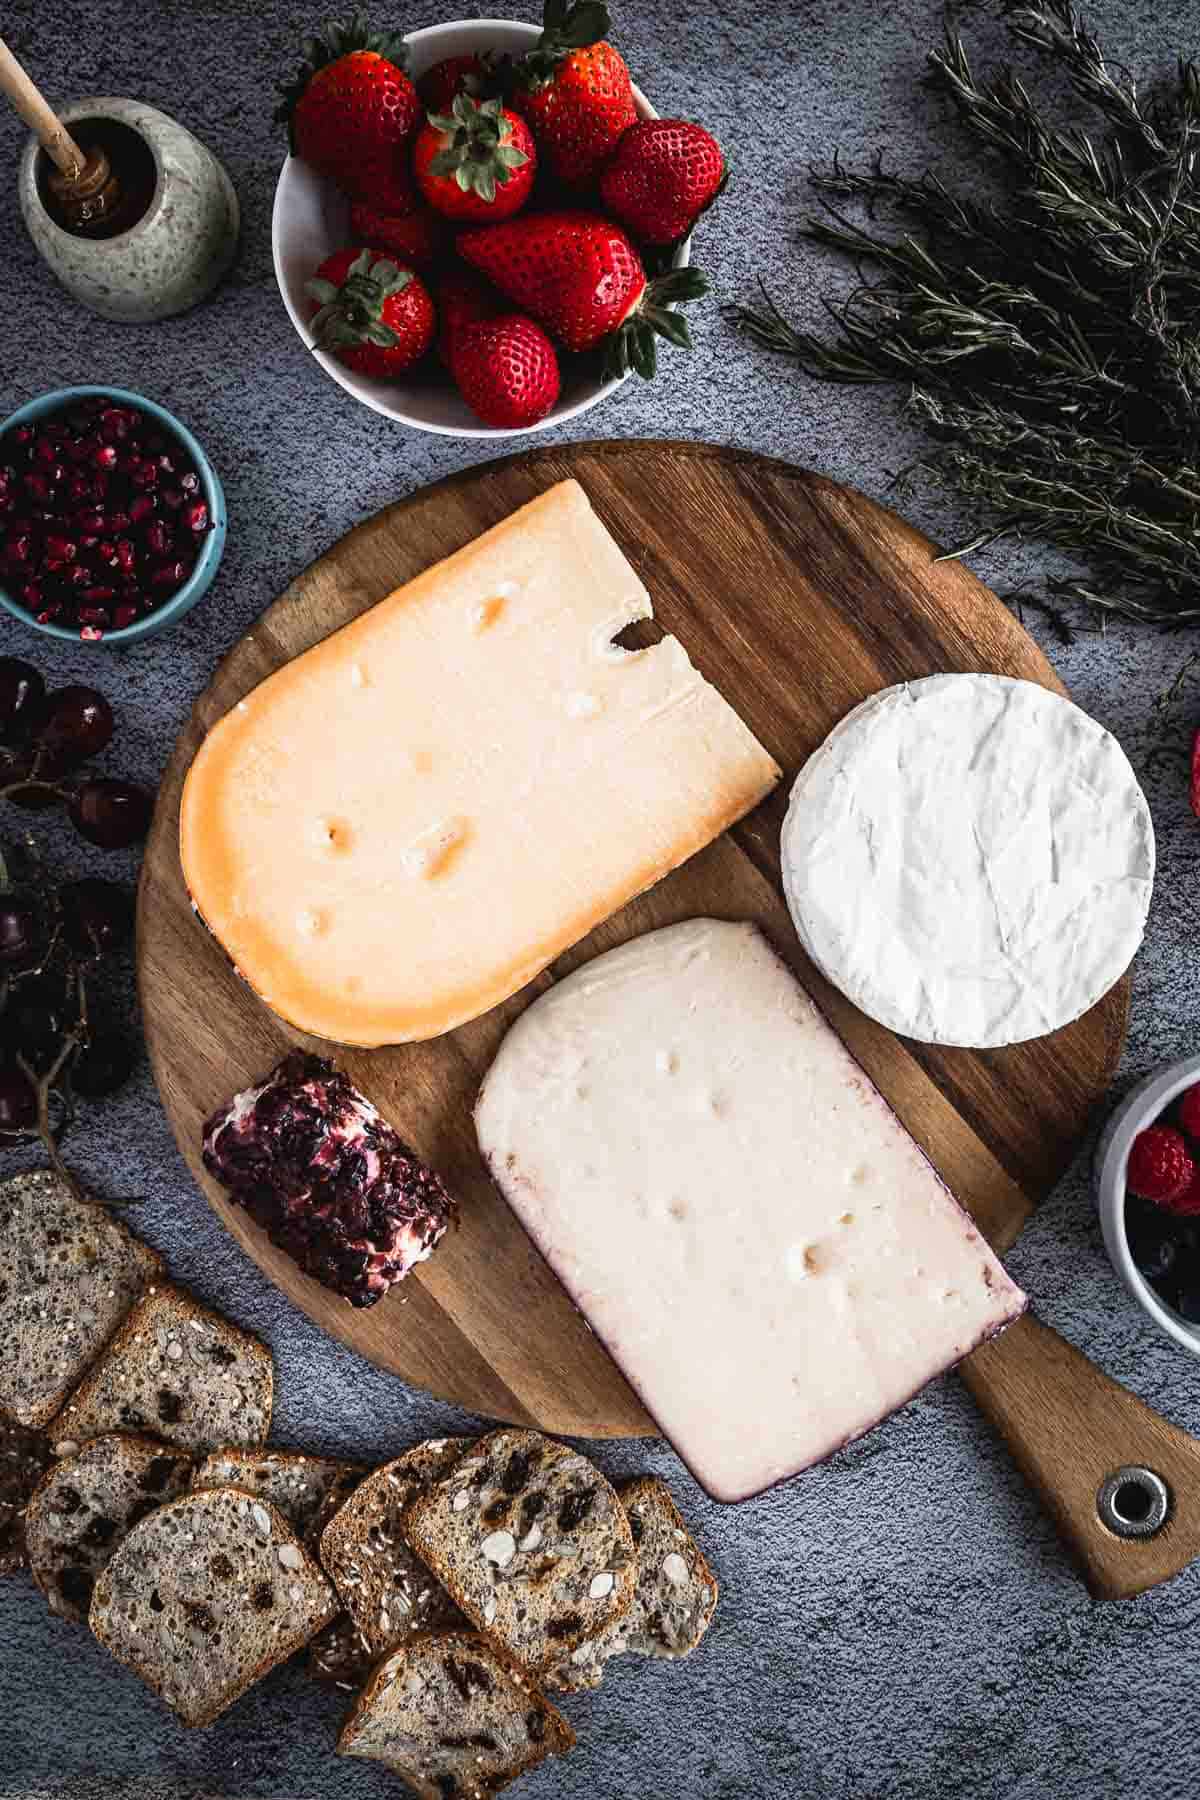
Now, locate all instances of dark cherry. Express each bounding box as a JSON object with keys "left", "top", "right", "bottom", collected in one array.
[
  {"left": 71, "top": 1031, "right": 135, "bottom": 1099},
  {"left": 59, "top": 878, "right": 134, "bottom": 956},
  {"left": 35, "top": 686, "right": 115, "bottom": 766},
  {"left": 0, "top": 657, "right": 45, "bottom": 741},
  {"left": 69, "top": 778, "right": 153, "bottom": 849},
  {"left": 0, "top": 899, "right": 36, "bottom": 965},
  {"left": 0, "top": 1061, "right": 37, "bottom": 1131}
]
